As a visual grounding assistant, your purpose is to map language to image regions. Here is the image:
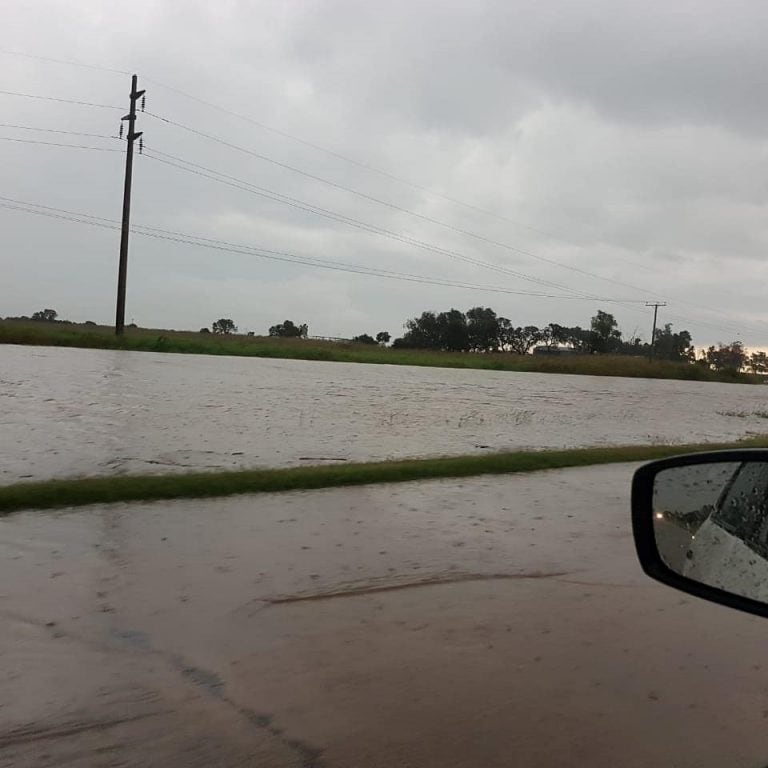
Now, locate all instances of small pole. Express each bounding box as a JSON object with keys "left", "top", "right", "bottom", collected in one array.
[
  {"left": 646, "top": 302, "right": 667, "bottom": 361},
  {"left": 115, "top": 74, "right": 145, "bottom": 336}
]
